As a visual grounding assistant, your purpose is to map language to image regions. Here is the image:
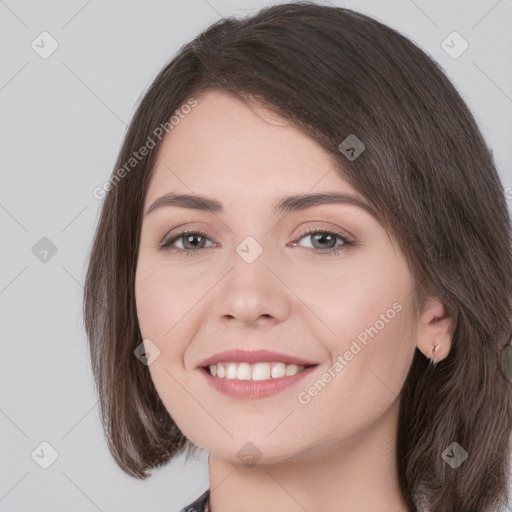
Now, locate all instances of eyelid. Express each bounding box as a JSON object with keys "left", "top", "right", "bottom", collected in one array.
[
  {"left": 161, "top": 222, "right": 217, "bottom": 241},
  {"left": 292, "top": 221, "right": 357, "bottom": 243},
  {"left": 296, "top": 225, "right": 350, "bottom": 239}
]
